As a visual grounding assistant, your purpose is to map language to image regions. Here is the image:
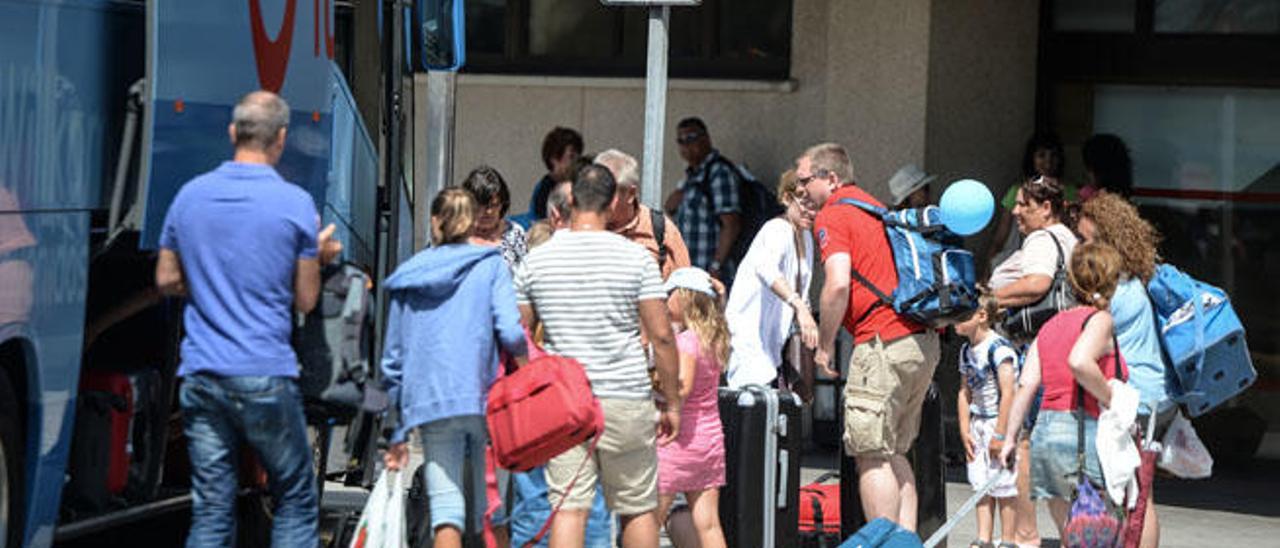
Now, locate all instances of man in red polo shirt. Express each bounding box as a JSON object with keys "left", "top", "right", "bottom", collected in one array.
[{"left": 797, "top": 143, "right": 941, "bottom": 532}]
